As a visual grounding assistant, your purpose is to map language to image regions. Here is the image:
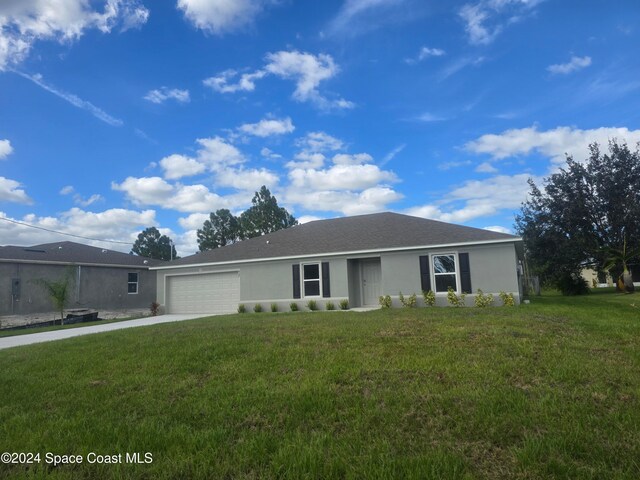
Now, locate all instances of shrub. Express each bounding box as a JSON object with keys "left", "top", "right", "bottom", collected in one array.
[
  {"left": 339, "top": 299, "right": 349, "bottom": 310},
  {"left": 290, "top": 302, "right": 299, "bottom": 312},
  {"left": 423, "top": 290, "right": 436, "bottom": 307},
  {"left": 325, "top": 301, "right": 335, "bottom": 311},
  {"left": 447, "top": 287, "right": 466, "bottom": 307},
  {"left": 253, "top": 303, "right": 263, "bottom": 313},
  {"left": 237, "top": 304, "right": 246, "bottom": 314},
  {"left": 379, "top": 295, "right": 392, "bottom": 308},
  {"left": 401, "top": 293, "right": 417, "bottom": 308},
  {"left": 556, "top": 272, "right": 590, "bottom": 296},
  {"left": 307, "top": 299, "right": 318, "bottom": 311},
  {"left": 150, "top": 301, "right": 160, "bottom": 316},
  {"left": 398, "top": 292, "right": 405, "bottom": 306},
  {"left": 270, "top": 303, "right": 278, "bottom": 313},
  {"left": 499, "top": 291, "right": 516, "bottom": 307},
  {"left": 474, "top": 289, "right": 494, "bottom": 307}
]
